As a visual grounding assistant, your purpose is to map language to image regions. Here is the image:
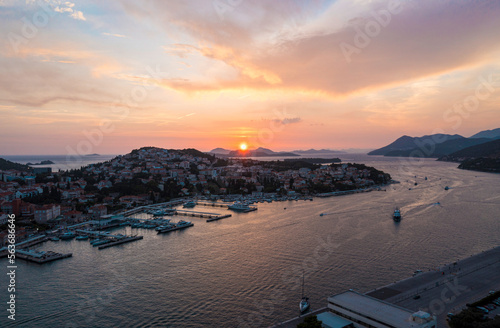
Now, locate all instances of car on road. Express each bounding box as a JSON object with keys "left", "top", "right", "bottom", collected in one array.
[
  {"left": 476, "top": 306, "right": 489, "bottom": 313},
  {"left": 485, "top": 304, "right": 496, "bottom": 310},
  {"left": 413, "top": 295, "right": 421, "bottom": 300}
]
